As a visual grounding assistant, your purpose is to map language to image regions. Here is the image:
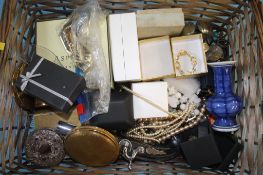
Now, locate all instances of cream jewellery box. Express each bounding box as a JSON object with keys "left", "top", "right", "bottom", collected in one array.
[
  {"left": 139, "top": 36, "right": 175, "bottom": 80},
  {"left": 171, "top": 34, "right": 208, "bottom": 77},
  {"left": 139, "top": 34, "right": 207, "bottom": 79},
  {"left": 136, "top": 8, "right": 185, "bottom": 39},
  {"left": 132, "top": 82, "right": 168, "bottom": 119},
  {"left": 108, "top": 13, "right": 141, "bottom": 82}
]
